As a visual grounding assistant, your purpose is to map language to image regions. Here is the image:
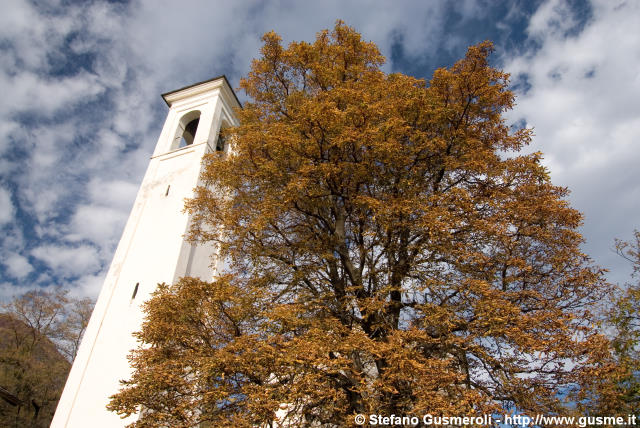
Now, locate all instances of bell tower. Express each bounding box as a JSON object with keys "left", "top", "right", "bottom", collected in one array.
[{"left": 52, "top": 76, "right": 240, "bottom": 427}]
